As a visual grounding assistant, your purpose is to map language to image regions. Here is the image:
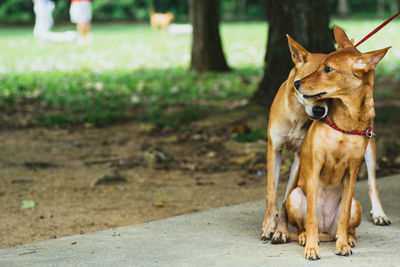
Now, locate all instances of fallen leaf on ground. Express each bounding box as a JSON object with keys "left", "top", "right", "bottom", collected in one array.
[
  {"left": 139, "top": 123, "right": 158, "bottom": 133},
  {"left": 249, "top": 163, "right": 265, "bottom": 171},
  {"left": 224, "top": 140, "right": 267, "bottom": 154},
  {"left": 21, "top": 200, "right": 36, "bottom": 209},
  {"left": 91, "top": 174, "right": 127, "bottom": 188},
  {"left": 230, "top": 153, "right": 257, "bottom": 165},
  {"left": 195, "top": 177, "right": 215, "bottom": 186},
  {"left": 162, "top": 135, "right": 178, "bottom": 143},
  {"left": 179, "top": 163, "right": 202, "bottom": 171},
  {"left": 207, "top": 151, "right": 216, "bottom": 158},
  {"left": 230, "top": 124, "right": 250, "bottom": 134},
  {"left": 237, "top": 181, "right": 247, "bottom": 186},
  {"left": 11, "top": 179, "right": 33, "bottom": 184},
  {"left": 143, "top": 150, "right": 169, "bottom": 168},
  {"left": 153, "top": 201, "right": 166, "bottom": 208}
]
